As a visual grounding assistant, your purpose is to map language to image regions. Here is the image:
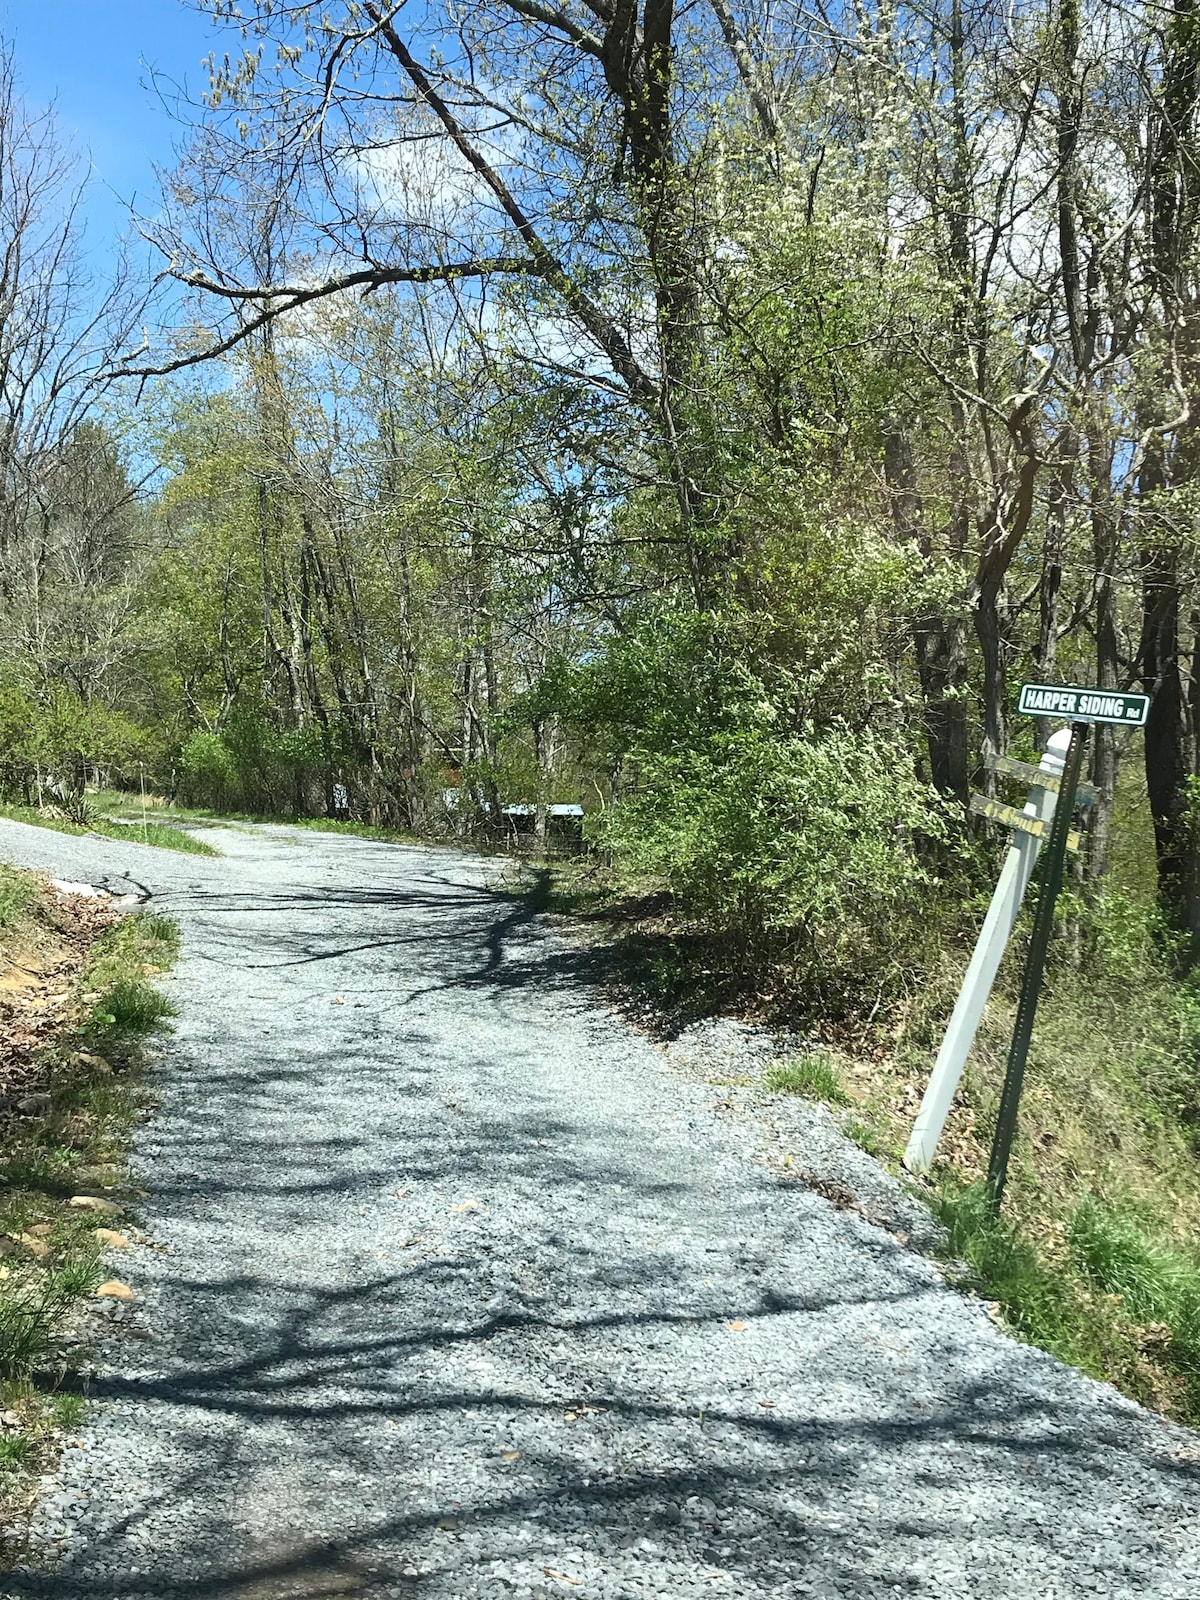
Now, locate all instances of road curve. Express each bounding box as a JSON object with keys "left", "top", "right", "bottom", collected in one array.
[{"left": 0, "top": 815, "right": 1196, "bottom": 1600}]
